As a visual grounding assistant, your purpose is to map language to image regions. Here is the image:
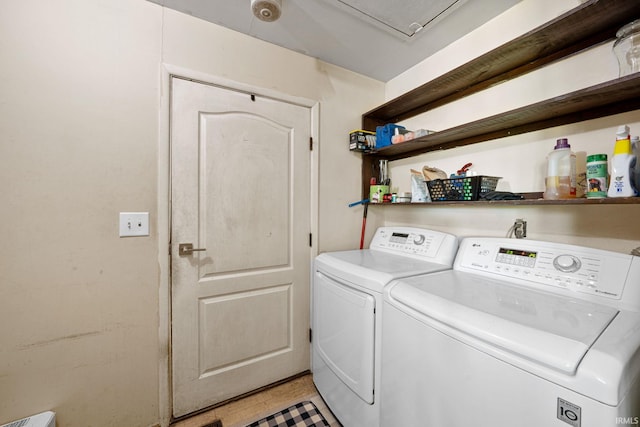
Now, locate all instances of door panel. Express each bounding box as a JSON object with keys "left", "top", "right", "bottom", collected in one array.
[
  {"left": 198, "top": 285, "right": 291, "bottom": 375},
  {"left": 170, "top": 77, "right": 311, "bottom": 417},
  {"left": 201, "top": 112, "right": 291, "bottom": 275}
]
